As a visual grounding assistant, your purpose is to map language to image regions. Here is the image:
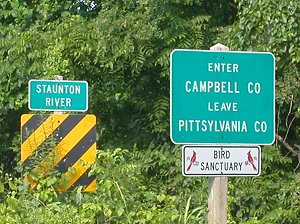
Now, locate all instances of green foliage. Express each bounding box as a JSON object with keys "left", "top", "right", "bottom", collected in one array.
[
  {"left": 89, "top": 147, "right": 207, "bottom": 223},
  {"left": 0, "top": 148, "right": 208, "bottom": 223},
  {"left": 220, "top": 4, "right": 300, "bottom": 221},
  {"left": 220, "top": 0, "right": 300, "bottom": 145},
  {"left": 0, "top": 0, "right": 236, "bottom": 154},
  {"left": 1, "top": 145, "right": 300, "bottom": 223},
  {"left": 0, "top": 0, "right": 300, "bottom": 223},
  {"left": 228, "top": 146, "right": 300, "bottom": 223}
]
